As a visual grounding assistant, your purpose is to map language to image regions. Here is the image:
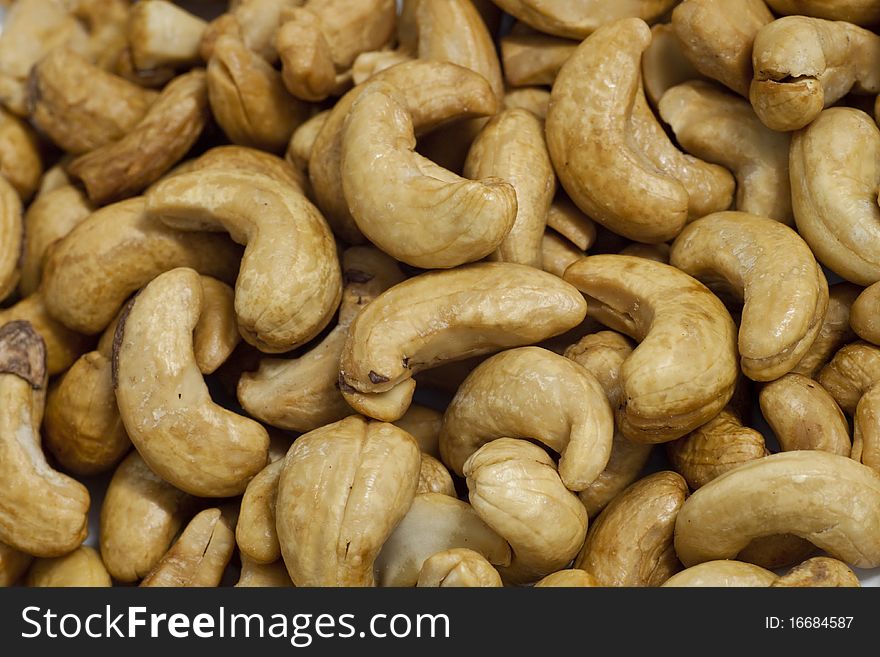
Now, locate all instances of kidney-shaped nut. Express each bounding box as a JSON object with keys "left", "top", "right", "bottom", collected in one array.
[
  {"left": 771, "top": 556, "right": 861, "bottom": 588},
  {"left": 675, "top": 451, "right": 880, "bottom": 568},
  {"left": 0, "top": 177, "right": 22, "bottom": 303},
  {"left": 236, "top": 460, "right": 283, "bottom": 565},
  {"left": 68, "top": 69, "right": 209, "bottom": 205},
  {"left": 818, "top": 342, "right": 880, "bottom": 415},
  {"left": 141, "top": 508, "right": 236, "bottom": 587},
  {"left": 0, "top": 542, "right": 32, "bottom": 587},
  {"left": 659, "top": 81, "right": 793, "bottom": 224},
  {"left": 339, "top": 263, "right": 588, "bottom": 421},
  {"left": 662, "top": 560, "right": 777, "bottom": 587},
  {"left": 750, "top": 17, "right": 880, "bottom": 132},
  {"left": 534, "top": 569, "right": 598, "bottom": 587},
  {"left": 27, "top": 48, "right": 158, "bottom": 155},
  {"left": 26, "top": 546, "right": 111, "bottom": 587},
  {"left": 41, "top": 197, "right": 241, "bottom": 335},
  {"left": 764, "top": 0, "right": 880, "bottom": 25},
  {"left": 0, "top": 321, "right": 89, "bottom": 558},
  {"left": 672, "top": 0, "right": 774, "bottom": 98},
  {"left": 99, "top": 451, "right": 193, "bottom": 583},
  {"left": 670, "top": 211, "right": 828, "bottom": 381},
  {"left": 463, "top": 108, "right": 555, "bottom": 269},
  {"left": 465, "top": 439, "right": 588, "bottom": 584},
  {"left": 575, "top": 471, "right": 687, "bottom": 586},
  {"left": 341, "top": 82, "right": 515, "bottom": 269},
  {"left": 375, "top": 493, "right": 511, "bottom": 587},
  {"left": 114, "top": 268, "right": 270, "bottom": 497},
  {"left": 565, "top": 255, "right": 738, "bottom": 443},
  {"left": 128, "top": 0, "right": 206, "bottom": 70},
  {"left": 439, "top": 346, "right": 613, "bottom": 492},
  {"left": 0, "top": 107, "right": 42, "bottom": 202},
  {"left": 547, "top": 18, "right": 733, "bottom": 244},
  {"left": 793, "top": 283, "right": 860, "bottom": 378},
  {"left": 416, "top": 548, "right": 502, "bottom": 588},
  {"left": 277, "top": 416, "right": 420, "bottom": 587},
  {"left": 146, "top": 169, "right": 341, "bottom": 353},
  {"left": 759, "top": 374, "right": 851, "bottom": 455}
]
